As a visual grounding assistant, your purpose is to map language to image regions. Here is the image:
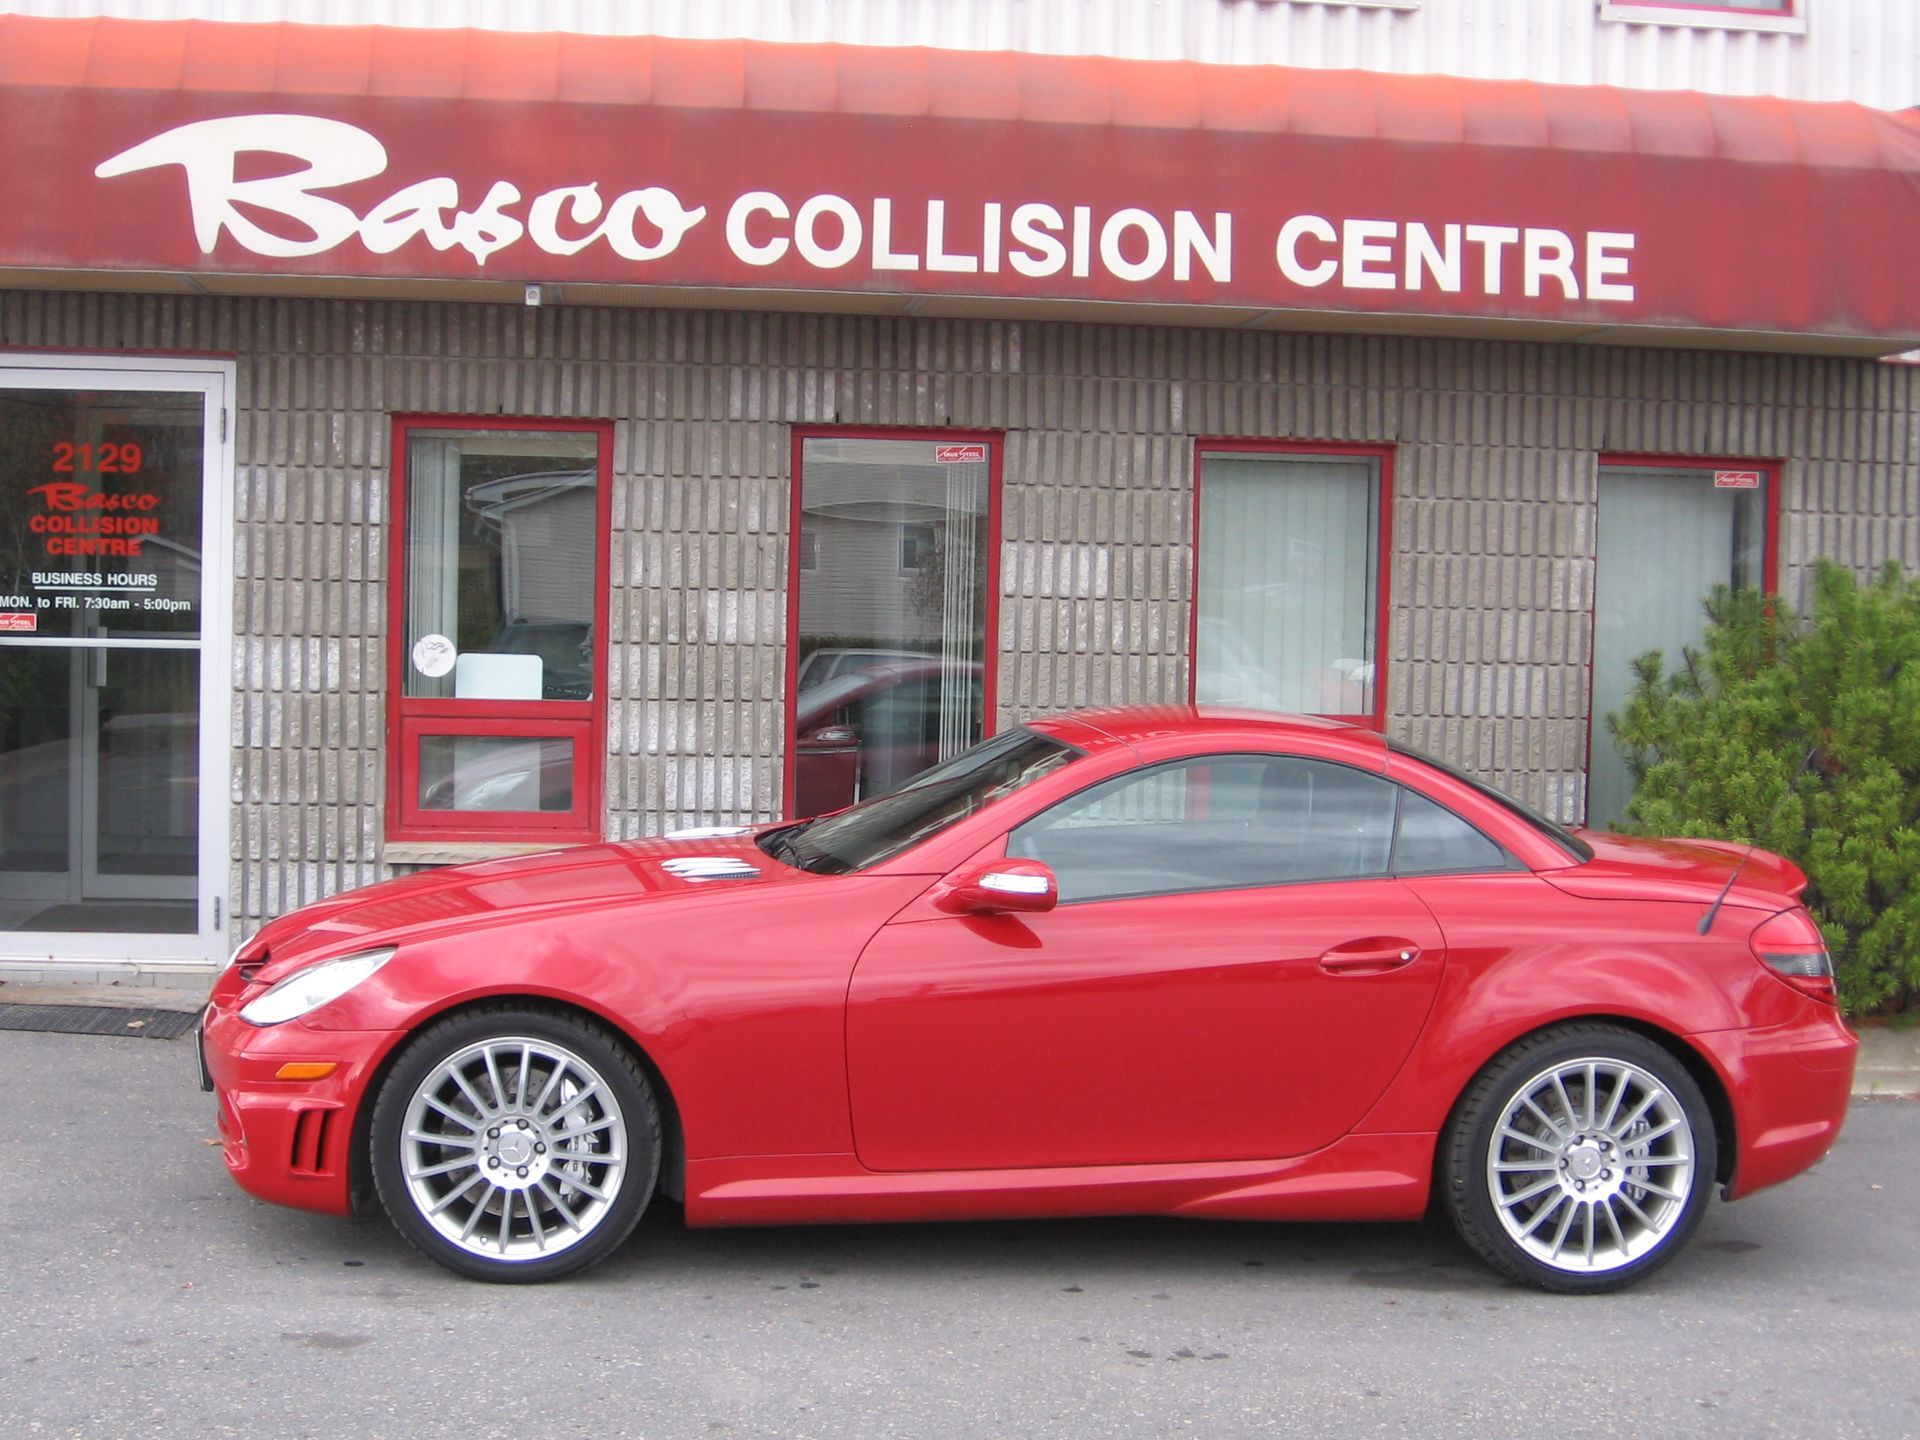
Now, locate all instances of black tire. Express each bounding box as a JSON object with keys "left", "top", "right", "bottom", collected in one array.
[
  {"left": 1441, "top": 1023, "right": 1716, "bottom": 1295},
  {"left": 369, "top": 1004, "right": 661, "bottom": 1283}
]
